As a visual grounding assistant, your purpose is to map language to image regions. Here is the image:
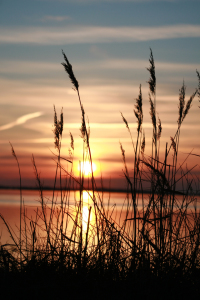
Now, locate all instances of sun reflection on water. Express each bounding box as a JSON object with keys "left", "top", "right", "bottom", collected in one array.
[{"left": 81, "top": 190, "right": 94, "bottom": 234}]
